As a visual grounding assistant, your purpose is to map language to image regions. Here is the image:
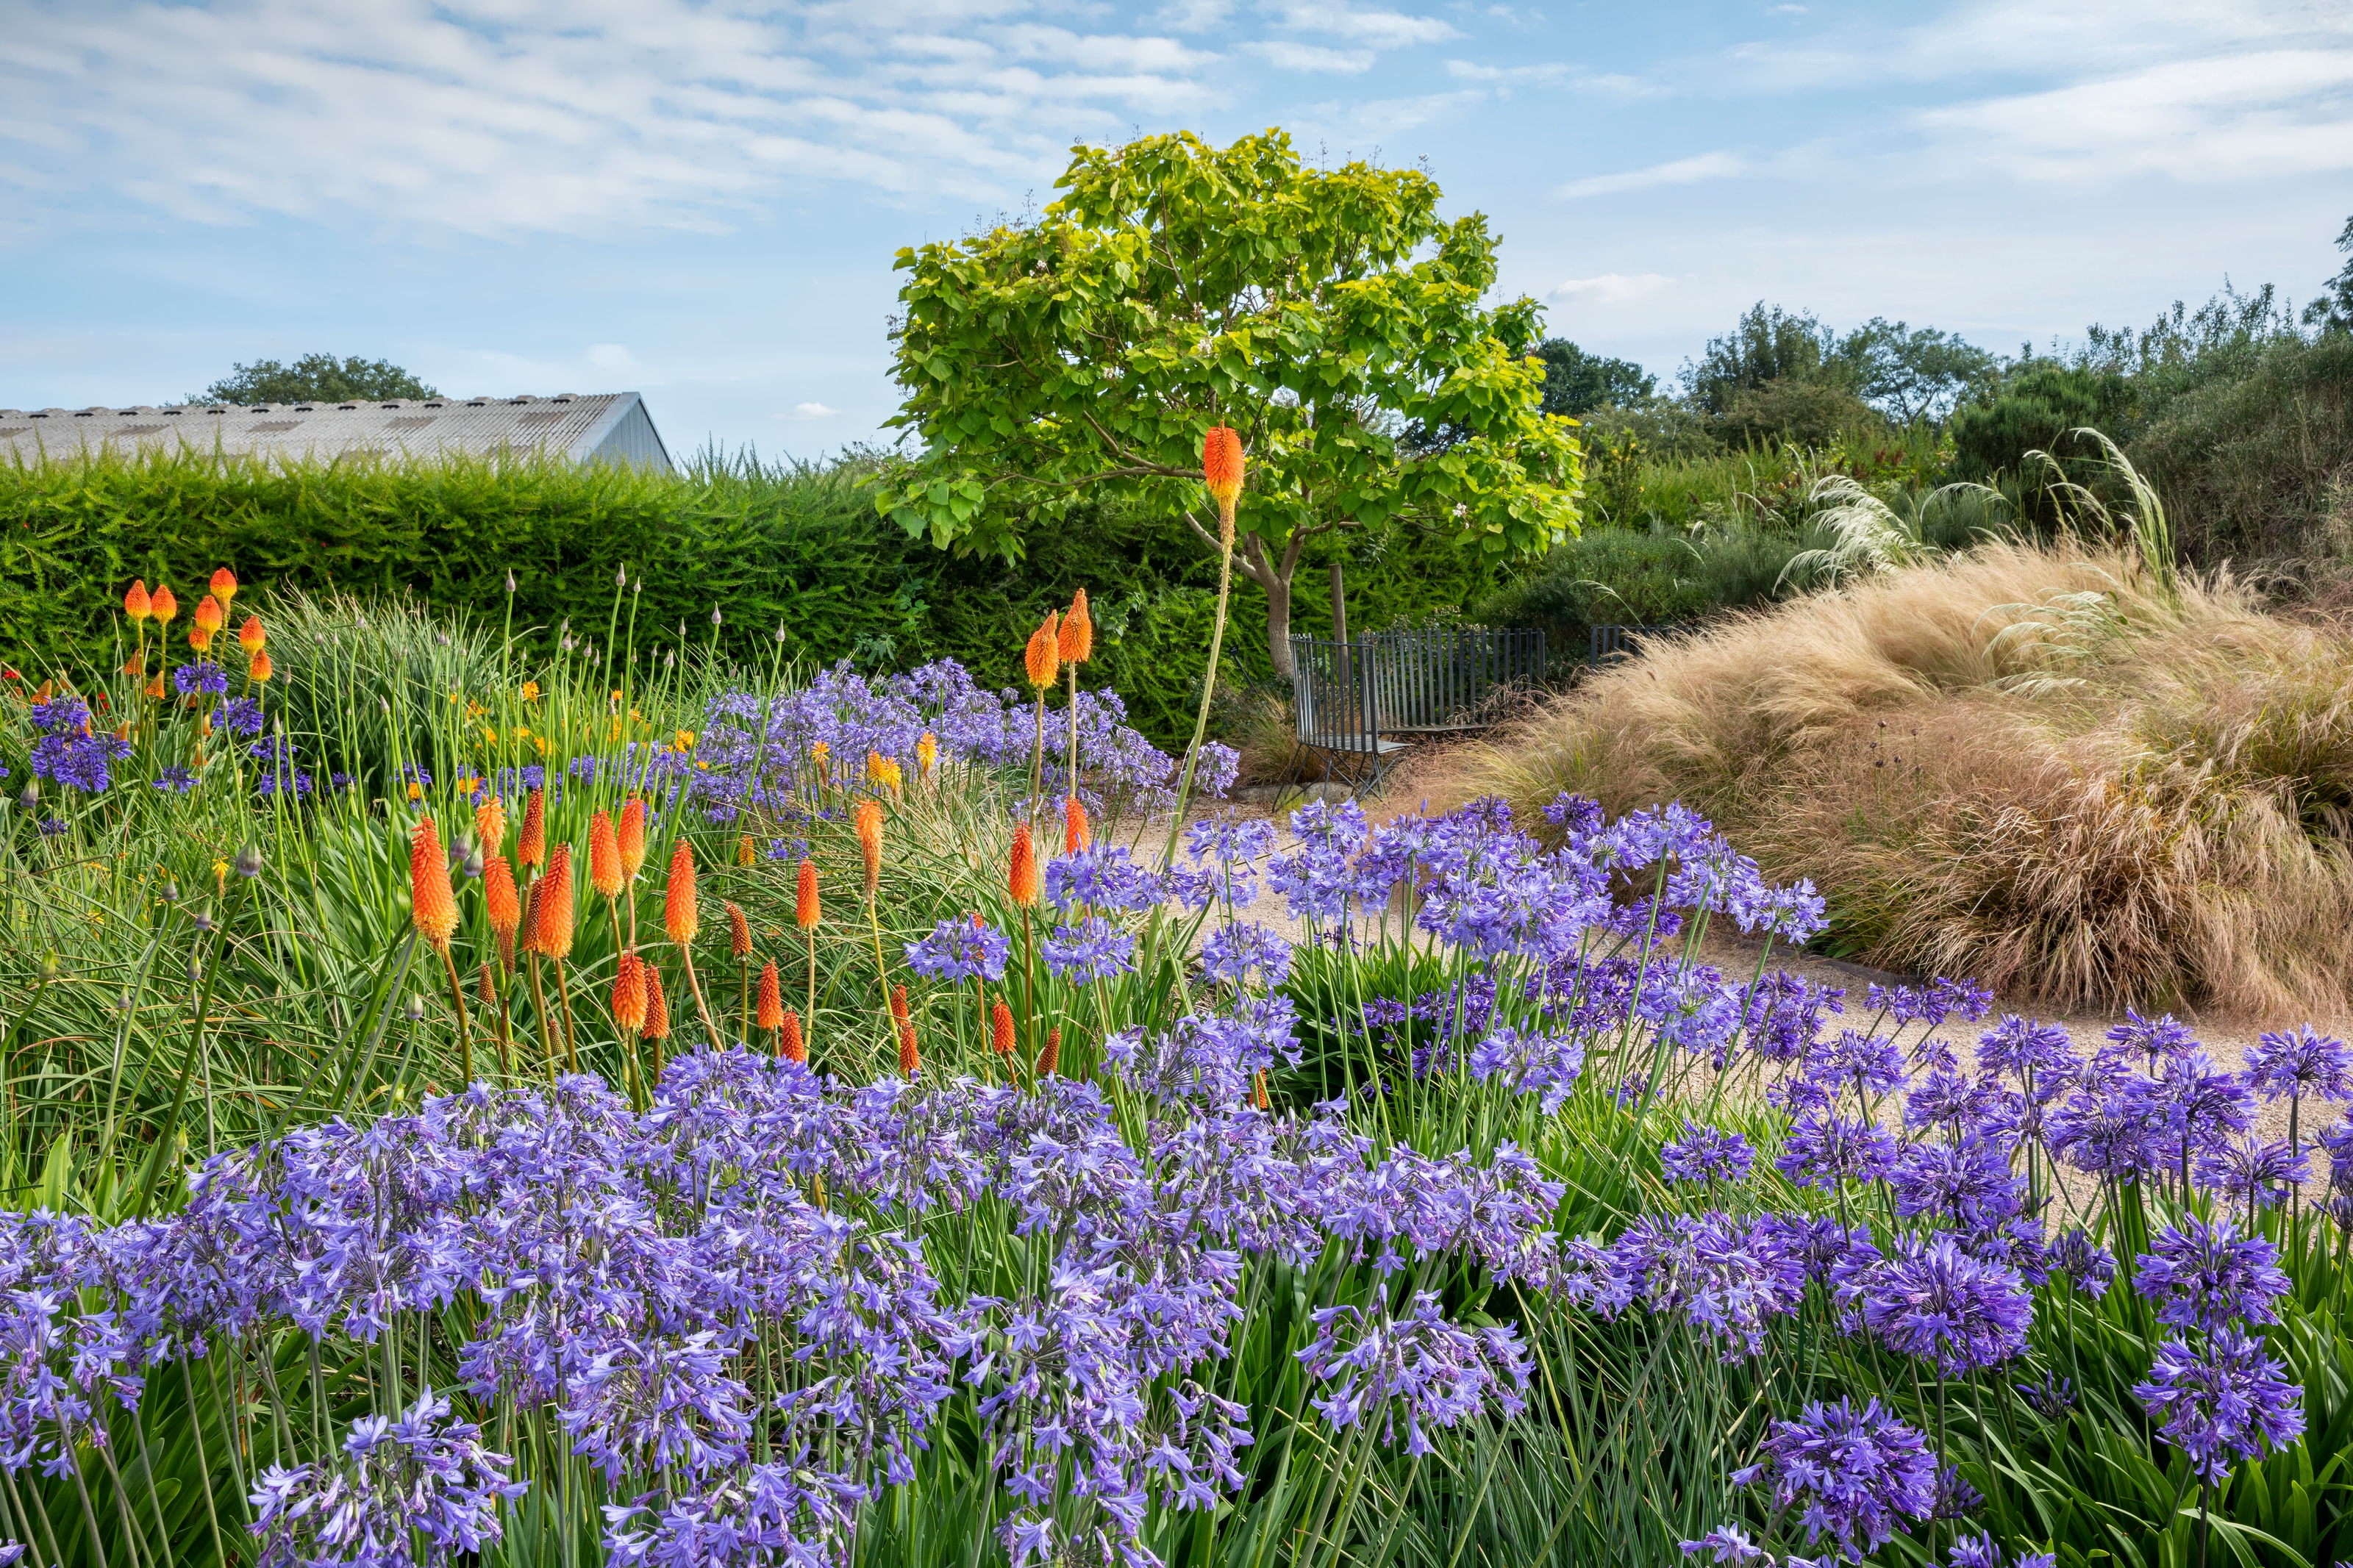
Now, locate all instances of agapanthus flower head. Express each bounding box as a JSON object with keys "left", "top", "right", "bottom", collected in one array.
[
  {"left": 1843, "top": 1236, "right": 2032, "bottom": 1375},
  {"left": 149, "top": 584, "right": 177, "bottom": 624},
  {"left": 1202, "top": 425, "right": 1245, "bottom": 529},
  {"left": 855, "top": 799, "right": 883, "bottom": 897},
  {"left": 1064, "top": 793, "right": 1090, "bottom": 853},
  {"left": 475, "top": 795, "right": 507, "bottom": 859},
  {"left": 1200, "top": 920, "right": 1292, "bottom": 988},
  {"left": 796, "top": 857, "right": 821, "bottom": 931},
  {"left": 1660, "top": 1124, "right": 1755, "bottom": 1184},
  {"left": 589, "top": 810, "right": 624, "bottom": 898},
  {"left": 2243, "top": 1024, "right": 2353, "bottom": 1106},
  {"left": 992, "top": 997, "right": 1015, "bottom": 1056},
  {"left": 1059, "top": 587, "right": 1093, "bottom": 663},
  {"left": 208, "top": 565, "right": 238, "bottom": 605},
  {"left": 756, "top": 960, "right": 783, "bottom": 1031},
  {"left": 1008, "top": 821, "right": 1040, "bottom": 906},
  {"left": 529, "top": 844, "right": 574, "bottom": 959},
  {"left": 1734, "top": 1396, "right": 1936, "bottom": 1557},
  {"left": 2196, "top": 1136, "right": 2310, "bottom": 1209},
  {"left": 641, "top": 962, "right": 669, "bottom": 1039},
  {"left": 238, "top": 612, "right": 265, "bottom": 653},
  {"left": 612, "top": 951, "right": 648, "bottom": 1034},
  {"left": 1024, "top": 612, "right": 1061, "bottom": 690},
  {"left": 1042, "top": 914, "right": 1135, "bottom": 984},
  {"left": 663, "top": 840, "right": 699, "bottom": 943},
  {"left": 518, "top": 788, "right": 546, "bottom": 870},
  {"left": 907, "top": 916, "right": 1011, "bottom": 983},
  {"left": 2108, "top": 1008, "right": 2198, "bottom": 1064},
  {"left": 2046, "top": 1229, "right": 2116, "bottom": 1297},
  {"left": 123, "top": 580, "right": 150, "bottom": 621},
  {"left": 1774, "top": 1111, "right": 1901, "bottom": 1191},
  {"left": 173, "top": 661, "right": 229, "bottom": 697},
  {"left": 616, "top": 795, "right": 647, "bottom": 879},
  {"left": 779, "top": 1006, "right": 804, "bottom": 1062},
  {"left": 2133, "top": 1325, "right": 2306, "bottom": 1483},
  {"left": 2135, "top": 1215, "right": 2290, "bottom": 1331},
  {"left": 1977, "top": 1015, "right": 2078, "bottom": 1083},
  {"left": 408, "top": 817, "right": 460, "bottom": 950}
]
